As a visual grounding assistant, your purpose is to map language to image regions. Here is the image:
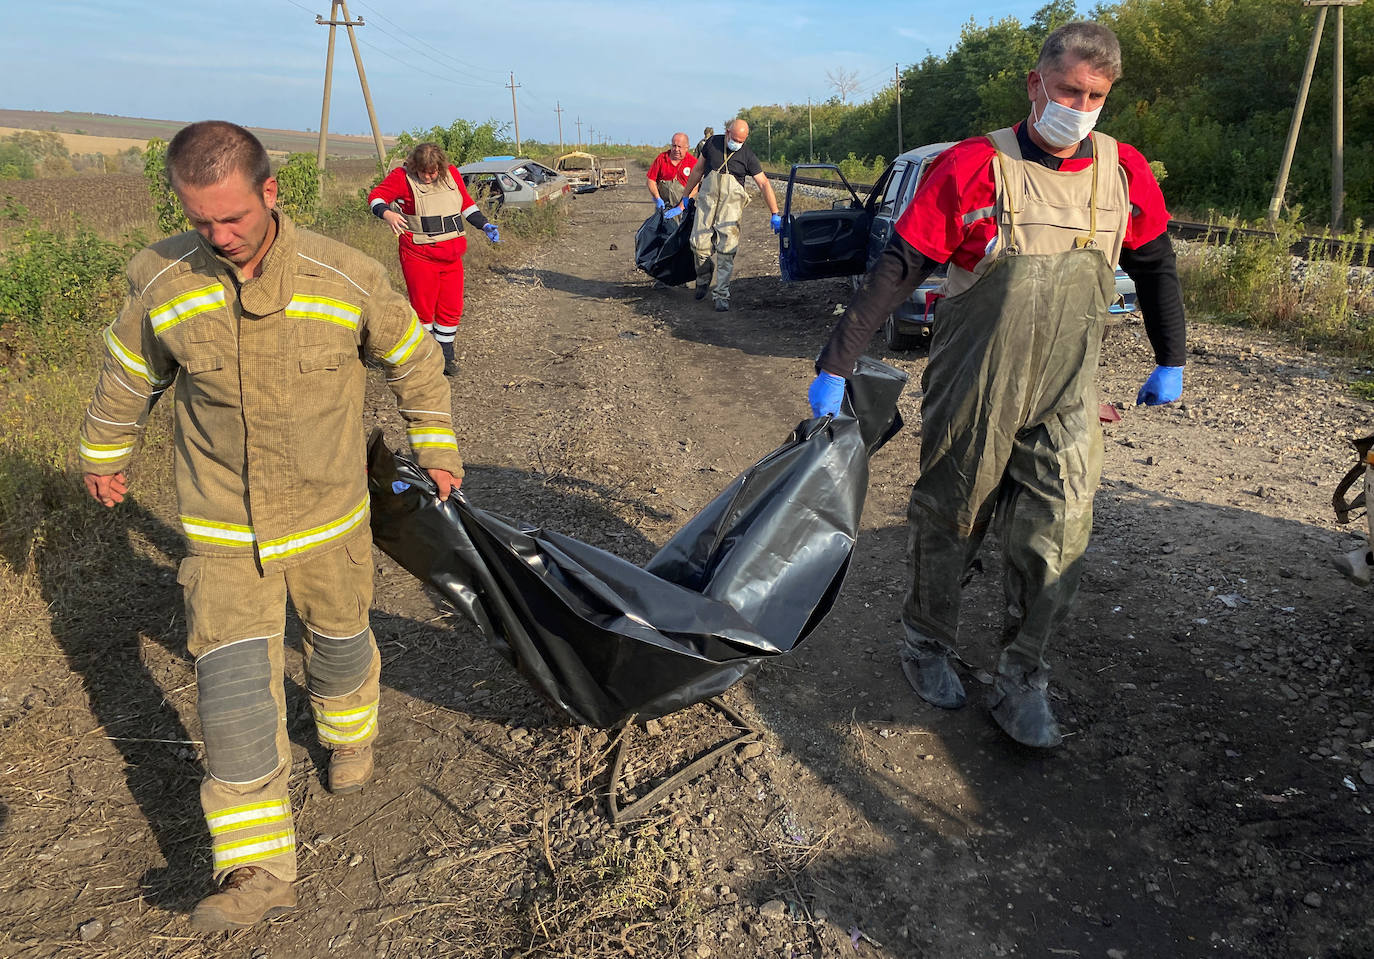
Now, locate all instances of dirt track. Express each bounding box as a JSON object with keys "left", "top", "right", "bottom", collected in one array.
[{"left": 2, "top": 174, "right": 1373, "bottom": 958}]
